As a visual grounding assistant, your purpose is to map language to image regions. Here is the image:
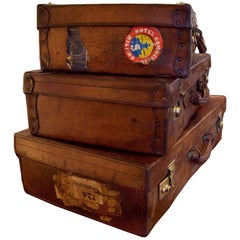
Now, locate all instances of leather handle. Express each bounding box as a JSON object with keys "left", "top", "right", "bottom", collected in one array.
[
  {"left": 187, "top": 133, "right": 214, "bottom": 165},
  {"left": 190, "top": 86, "right": 209, "bottom": 106},
  {"left": 194, "top": 28, "right": 207, "bottom": 53}
]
